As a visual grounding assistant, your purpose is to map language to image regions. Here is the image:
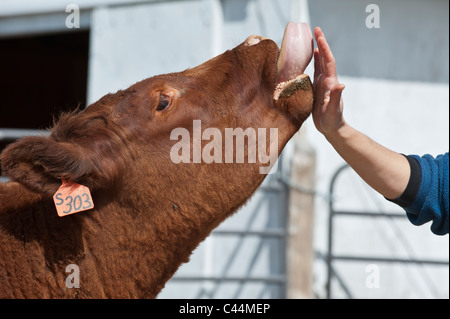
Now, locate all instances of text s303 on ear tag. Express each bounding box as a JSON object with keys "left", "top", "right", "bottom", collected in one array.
[{"left": 53, "top": 179, "right": 94, "bottom": 217}]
